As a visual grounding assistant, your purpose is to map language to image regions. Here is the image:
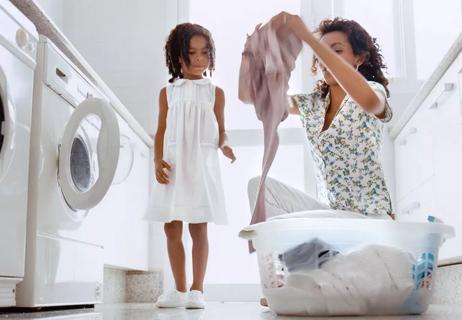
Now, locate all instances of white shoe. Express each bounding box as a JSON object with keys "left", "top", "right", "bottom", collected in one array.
[
  {"left": 156, "top": 290, "right": 187, "bottom": 308},
  {"left": 185, "top": 290, "right": 205, "bottom": 309}
]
